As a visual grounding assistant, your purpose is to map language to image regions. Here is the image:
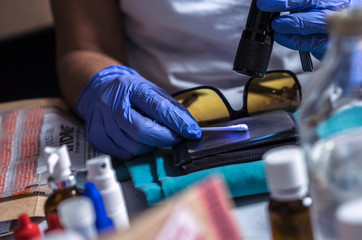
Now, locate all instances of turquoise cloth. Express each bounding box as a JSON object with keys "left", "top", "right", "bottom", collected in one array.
[
  {"left": 112, "top": 158, "right": 131, "bottom": 181},
  {"left": 123, "top": 149, "right": 268, "bottom": 205}
]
